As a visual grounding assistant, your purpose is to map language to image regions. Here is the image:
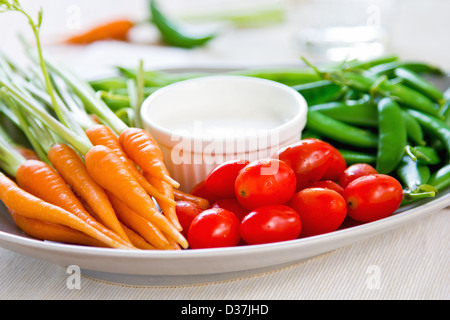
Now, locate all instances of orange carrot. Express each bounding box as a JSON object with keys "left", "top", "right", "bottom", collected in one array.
[
  {"left": 118, "top": 127, "right": 180, "bottom": 188},
  {"left": 84, "top": 145, "right": 188, "bottom": 249},
  {"left": 0, "top": 171, "right": 133, "bottom": 249},
  {"left": 173, "top": 189, "right": 210, "bottom": 210},
  {"left": 107, "top": 192, "right": 173, "bottom": 250},
  {"left": 9, "top": 209, "right": 107, "bottom": 247},
  {"left": 144, "top": 171, "right": 182, "bottom": 231},
  {"left": 15, "top": 147, "right": 39, "bottom": 160},
  {"left": 15, "top": 159, "right": 135, "bottom": 249},
  {"left": 85, "top": 125, "right": 176, "bottom": 207},
  {"left": 47, "top": 143, "right": 130, "bottom": 243},
  {"left": 120, "top": 223, "right": 156, "bottom": 250},
  {"left": 65, "top": 19, "right": 135, "bottom": 45}
]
